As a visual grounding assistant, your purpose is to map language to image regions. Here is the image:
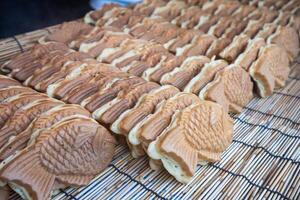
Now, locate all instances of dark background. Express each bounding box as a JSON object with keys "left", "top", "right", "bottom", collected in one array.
[{"left": 0, "top": 0, "right": 92, "bottom": 39}]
